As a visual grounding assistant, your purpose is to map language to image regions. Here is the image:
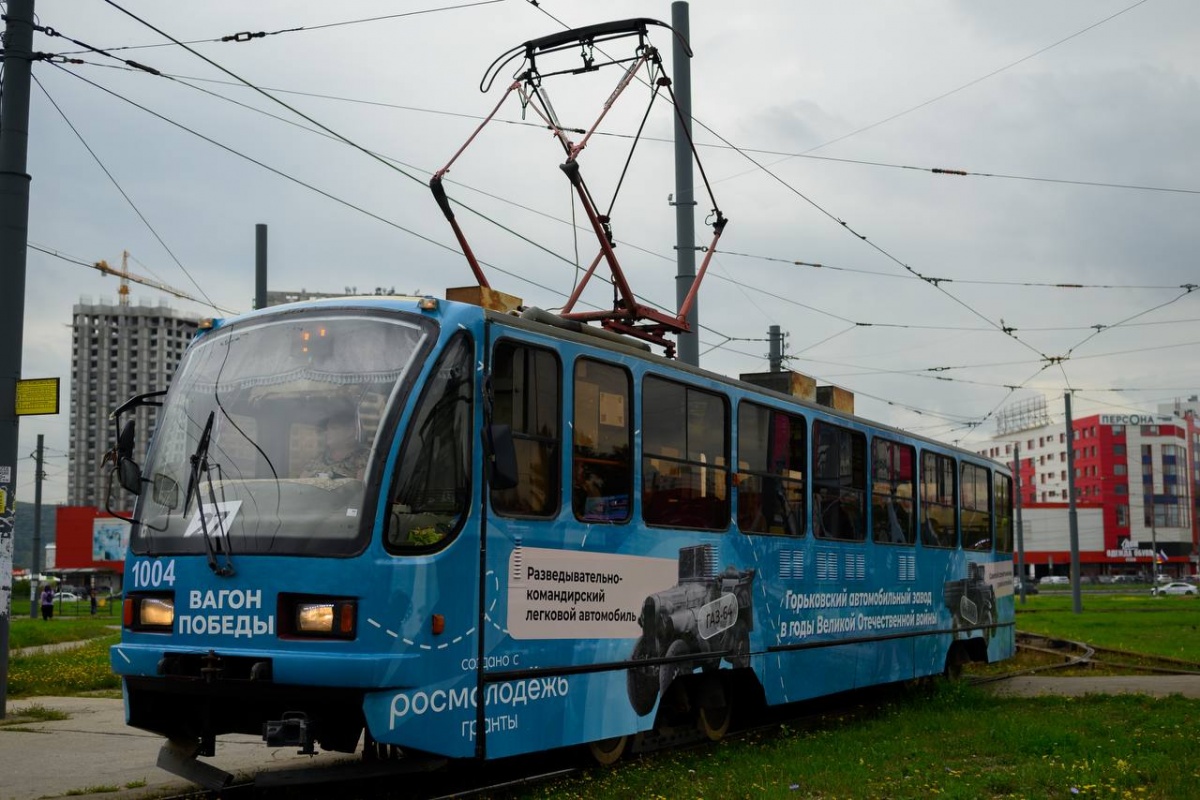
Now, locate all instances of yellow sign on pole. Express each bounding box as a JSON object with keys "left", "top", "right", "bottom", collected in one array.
[{"left": 15, "top": 377, "right": 60, "bottom": 416}]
